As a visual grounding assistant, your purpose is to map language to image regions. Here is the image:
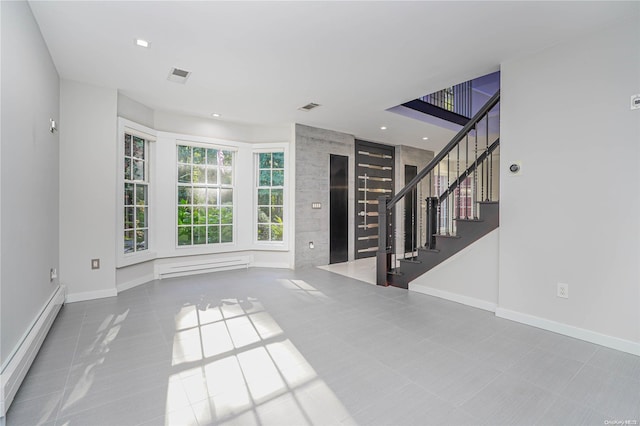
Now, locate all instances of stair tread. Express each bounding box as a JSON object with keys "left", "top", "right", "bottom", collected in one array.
[
  {"left": 435, "top": 234, "right": 460, "bottom": 239},
  {"left": 478, "top": 201, "right": 499, "bottom": 205},
  {"left": 418, "top": 248, "right": 440, "bottom": 253},
  {"left": 399, "top": 258, "right": 421, "bottom": 264},
  {"left": 454, "top": 218, "right": 483, "bottom": 223}
]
